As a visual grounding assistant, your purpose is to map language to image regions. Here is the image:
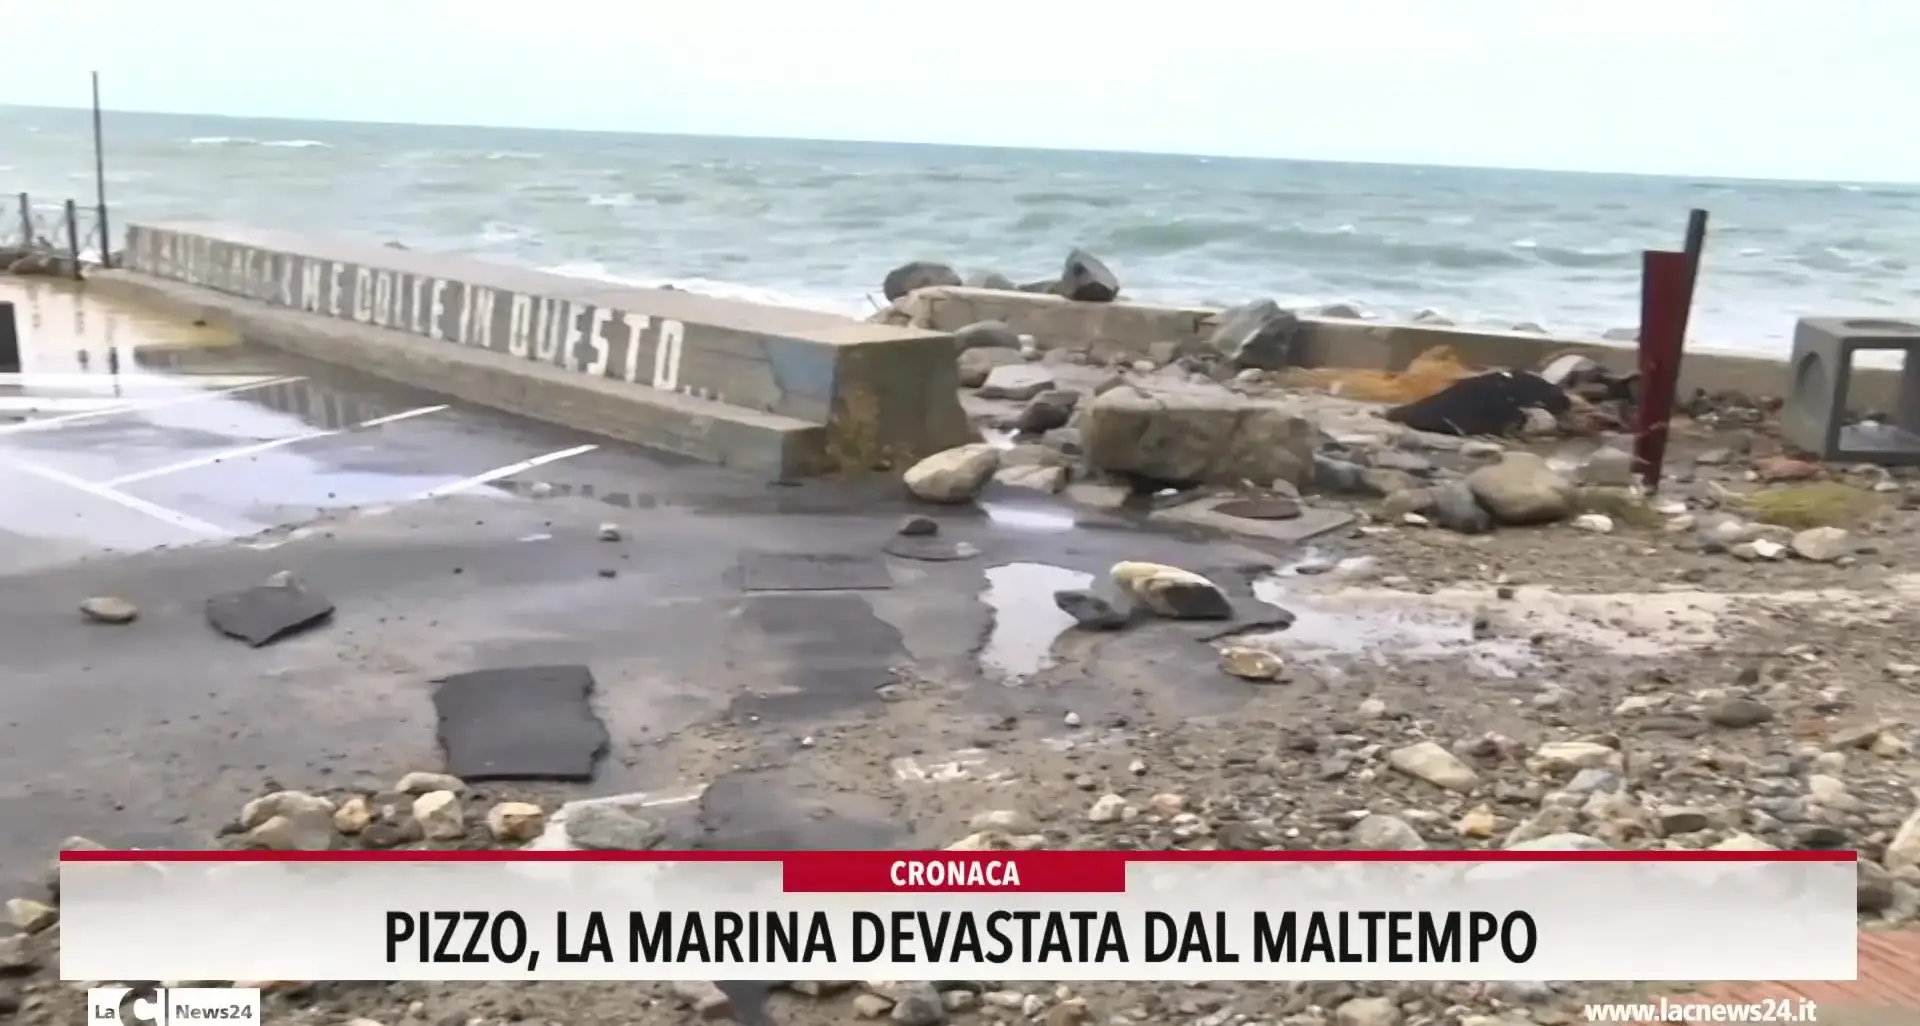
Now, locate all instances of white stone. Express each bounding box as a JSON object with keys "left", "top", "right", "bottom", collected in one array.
[
  {"left": 1388, "top": 741, "right": 1480, "bottom": 792},
  {"left": 1790, "top": 526, "right": 1850, "bottom": 562},
  {"left": 396, "top": 771, "right": 466, "bottom": 795},
  {"left": 240, "top": 790, "right": 335, "bottom": 831},
  {"left": 596, "top": 522, "right": 621, "bottom": 542},
  {"left": 486, "top": 801, "right": 548, "bottom": 843},
  {"left": 1571, "top": 513, "right": 1614, "bottom": 534},
  {"left": 1886, "top": 810, "right": 1920, "bottom": 872},
  {"left": 1087, "top": 794, "right": 1129, "bottom": 823},
  {"left": 79, "top": 596, "right": 138, "bottom": 624},
  {"left": 413, "top": 790, "right": 466, "bottom": 840},
  {"left": 1527, "top": 741, "right": 1623, "bottom": 775},
  {"left": 903, "top": 444, "right": 1000, "bottom": 504}
]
